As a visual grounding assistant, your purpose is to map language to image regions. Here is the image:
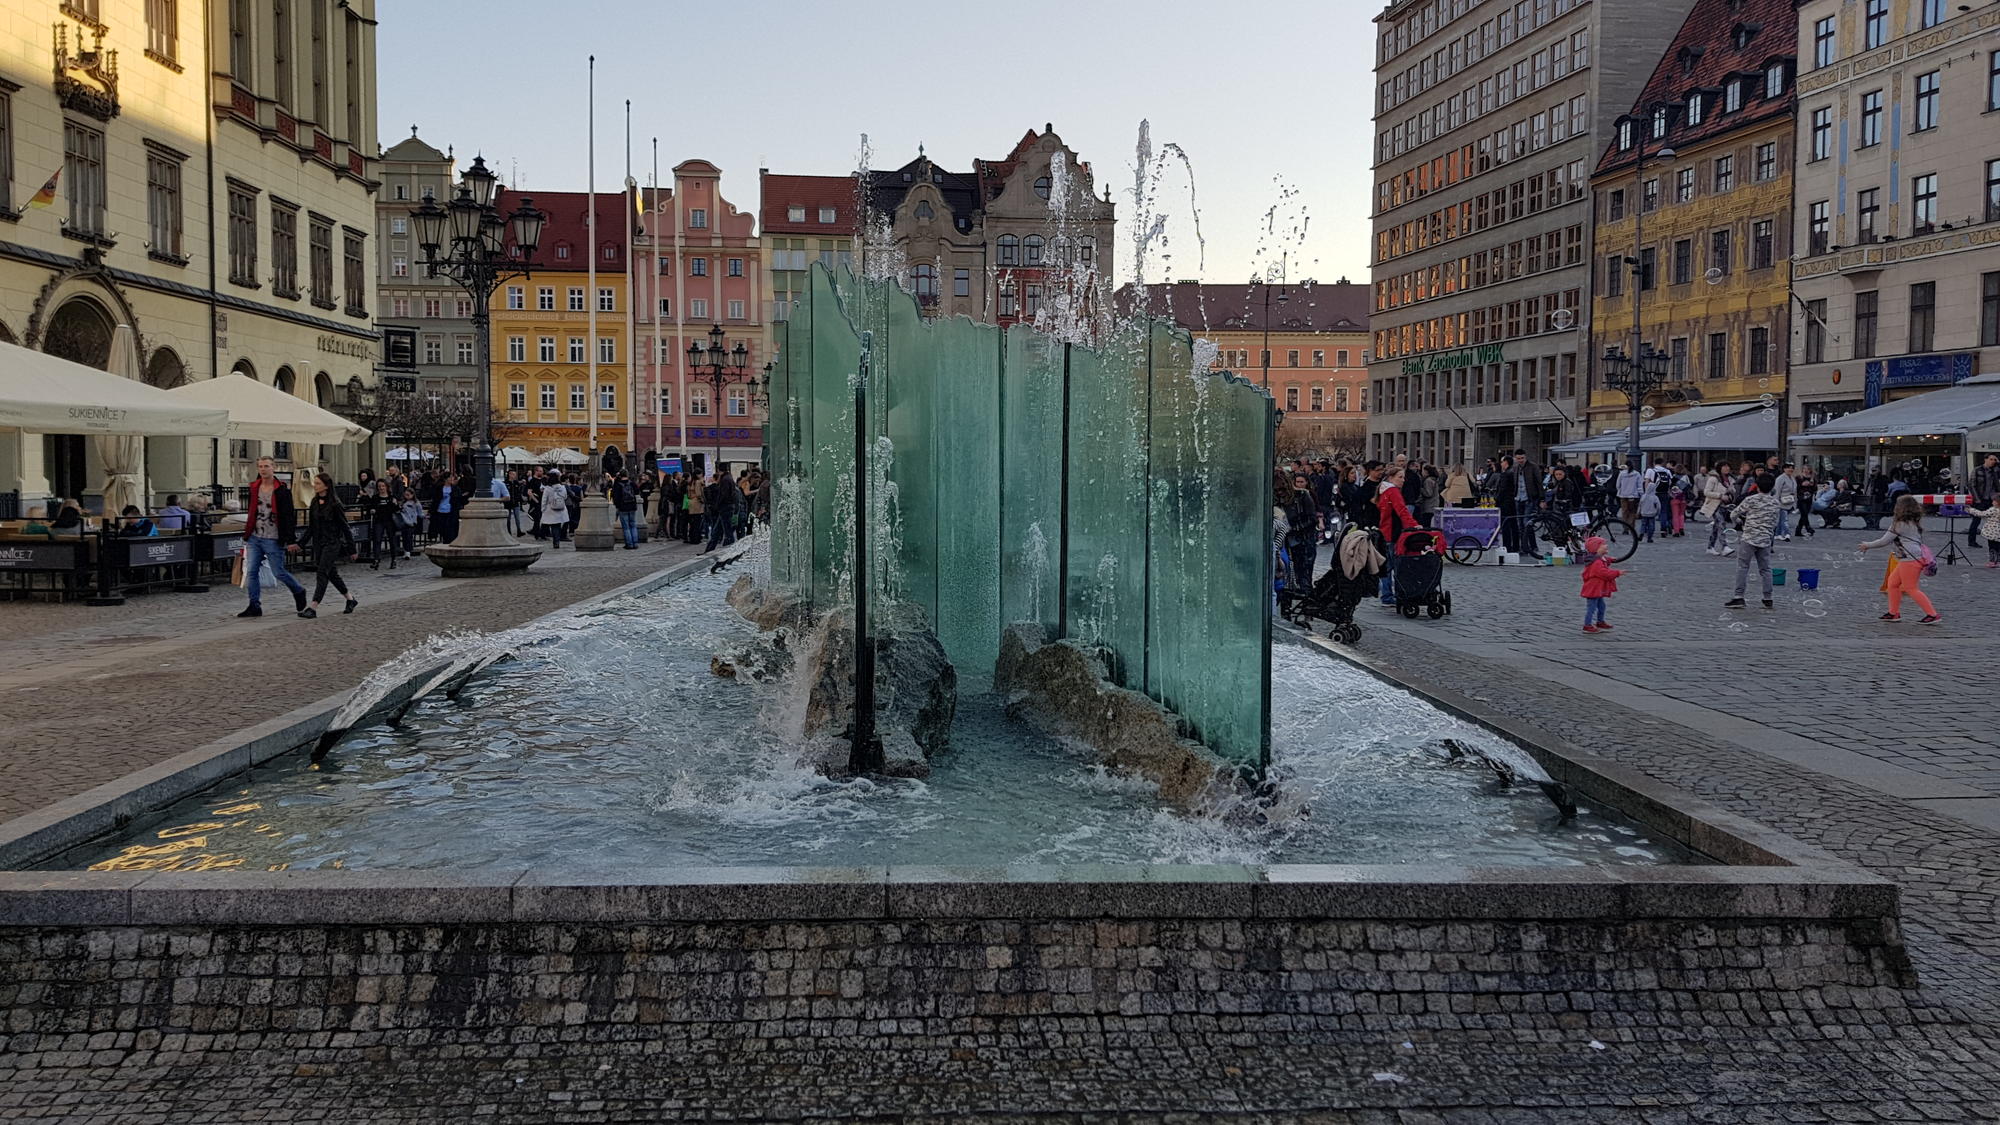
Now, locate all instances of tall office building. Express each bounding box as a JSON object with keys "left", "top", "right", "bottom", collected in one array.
[{"left": 1366, "top": 0, "right": 1697, "bottom": 466}]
